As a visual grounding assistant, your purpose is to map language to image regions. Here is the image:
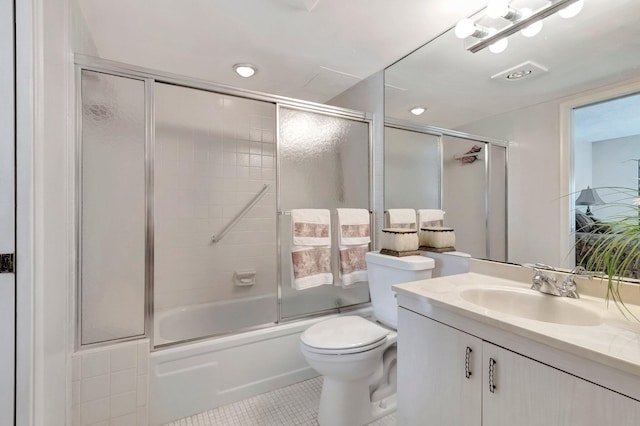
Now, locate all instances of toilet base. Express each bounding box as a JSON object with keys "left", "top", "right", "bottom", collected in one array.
[{"left": 318, "top": 376, "right": 396, "bottom": 426}]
